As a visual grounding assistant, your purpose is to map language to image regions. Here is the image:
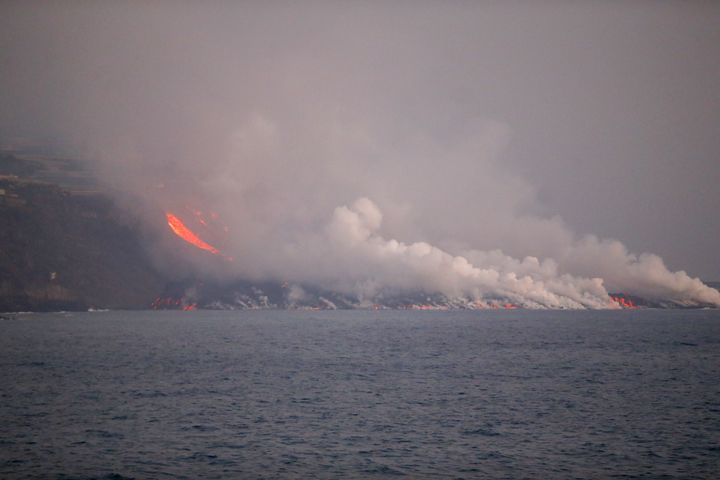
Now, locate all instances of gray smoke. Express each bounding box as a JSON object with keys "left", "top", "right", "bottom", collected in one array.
[{"left": 1, "top": 2, "right": 718, "bottom": 308}]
